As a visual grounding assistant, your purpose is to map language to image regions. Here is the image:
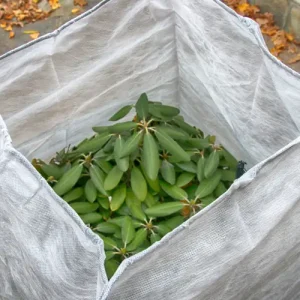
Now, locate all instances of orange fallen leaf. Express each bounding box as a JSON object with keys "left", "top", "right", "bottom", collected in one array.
[
  {"left": 24, "top": 30, "right": 39, "bottom": 34},
  {"left": 74, "top": 0, "right": 87, "bottom": 7},
  {"left": 49, "top": 0, "right": 61, "bottom": 10},
  {"left": 9, "top": 31, "right": 15, "bottom": 39},
  {"left": 71, "top": 7, "right": 81, "bottom": 14},
  {"left": 5, "top": 25, "right": 12, "bottom": 31},
  {"left": 30, "top": 32, "right": 40, "bottom": 39},
  {"left": 285, "top": 32, "right": 294, "bottom": 42},
  {"left": 237, "top": 2, "right": 250, "bottom": 14},
  {"left": 288, "top": 54, "right": 300, "bottom": 64},
  {"left": 0, "top": 23, "right": 6, "bottom": 29},
  {"left": 288, "top": 45, "right": 297, "bottom": 54},
  {"left": 270, "top": 47, "right": 281, "bottom": 57},
  {"left": 255, "top": 18, "right": 269, "bottom": 26}
]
